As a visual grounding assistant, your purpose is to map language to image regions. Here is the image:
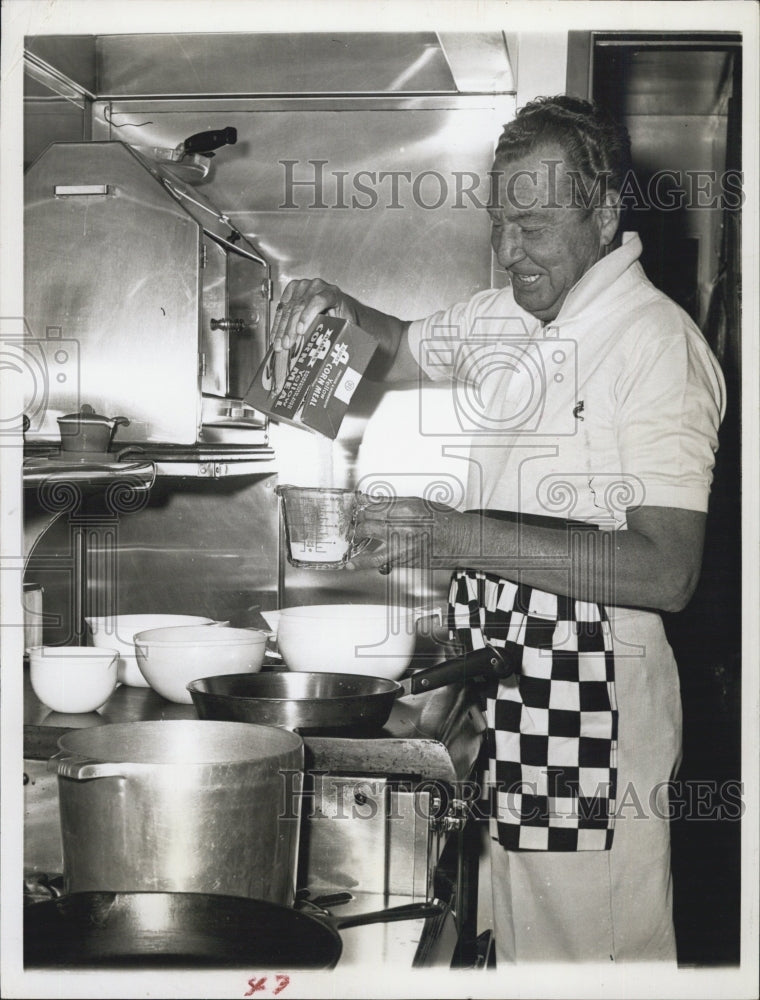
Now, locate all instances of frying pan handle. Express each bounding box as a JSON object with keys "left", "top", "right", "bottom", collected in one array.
[
  {"left": 408, "top": 644, "right": 513, "bottom": 695},
  {"left": 334, "top": 901, "right": 445, "bottom": 930}
]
